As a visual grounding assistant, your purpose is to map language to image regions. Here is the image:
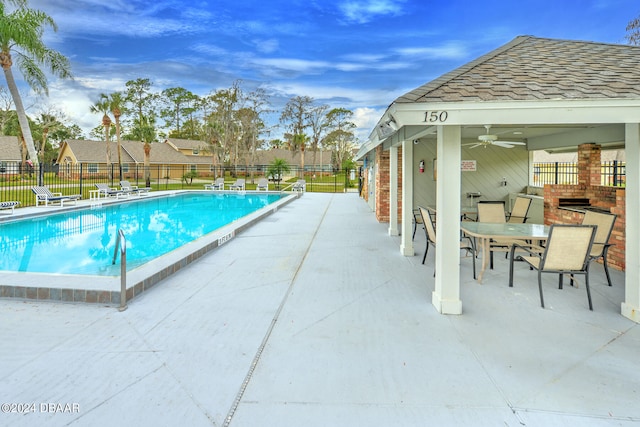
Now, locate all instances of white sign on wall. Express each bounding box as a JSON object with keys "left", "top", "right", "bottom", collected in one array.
[{"left": 461, "top": 160, "right": 477, "bottom": 171}]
